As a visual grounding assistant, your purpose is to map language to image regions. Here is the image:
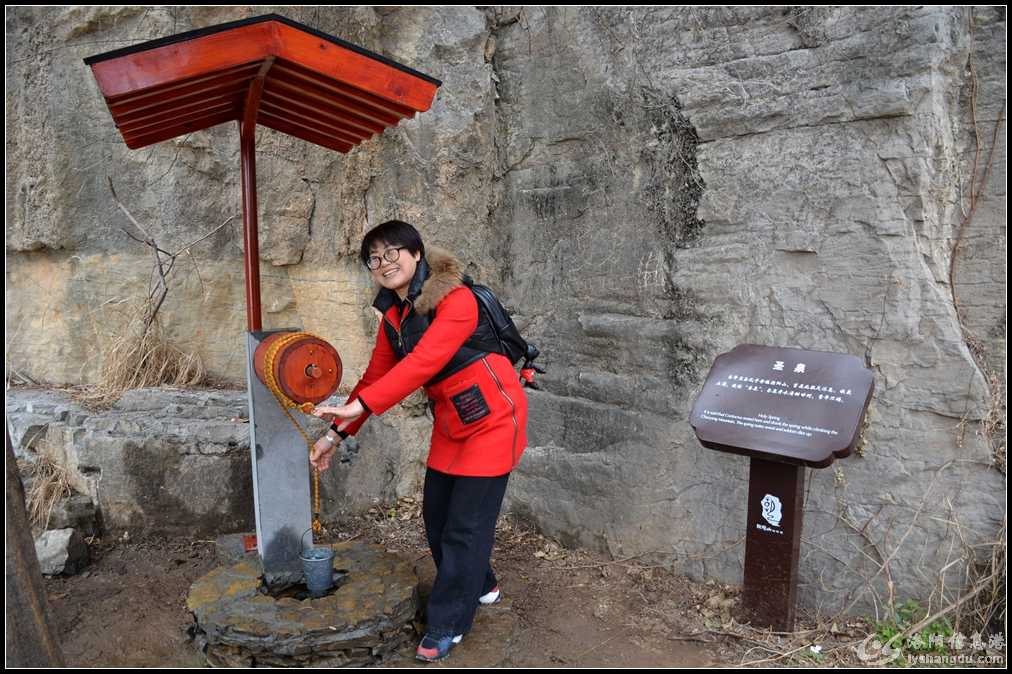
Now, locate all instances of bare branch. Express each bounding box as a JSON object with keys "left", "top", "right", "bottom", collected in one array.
[
  {"left": 144, "top": 287, "right": 170, "bottom": 333},
  {"left": 107, "top": 181, "right": 232, "bottom": 336},
  {"left": 891, "top": 567, "right": 1002, "bottom": 647},
  {"left": 116, "top": 224, "right": 152, "bottom": 247},
  {"left": 107, "top": 177, "right": 172, "bottom": 322},
  {"left": 106, "top": 176, "right": 158, "bottom": 248},
  {"left": 186, "top": 248, "right": 207, "bottom": 300},
  {"left": 170, "top": 214, "right": 236, "bottom": 257}
]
